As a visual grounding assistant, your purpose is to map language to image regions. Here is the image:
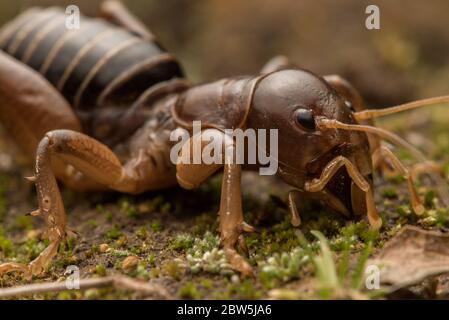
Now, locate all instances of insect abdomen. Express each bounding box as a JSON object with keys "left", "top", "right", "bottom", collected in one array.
[{"left": 0, "top": 7, "right": 183, "bottom": 110}]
